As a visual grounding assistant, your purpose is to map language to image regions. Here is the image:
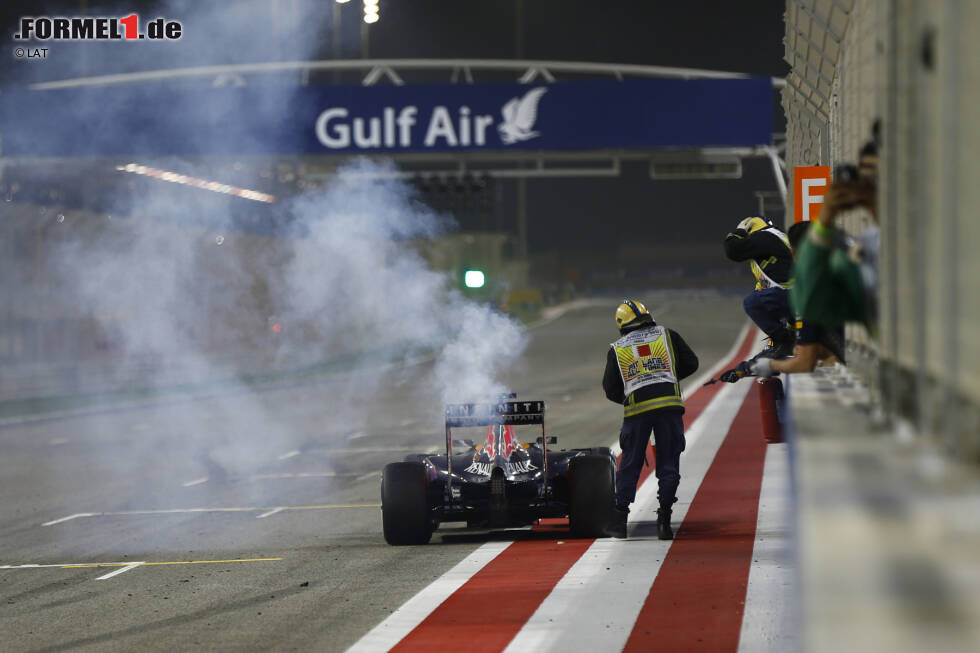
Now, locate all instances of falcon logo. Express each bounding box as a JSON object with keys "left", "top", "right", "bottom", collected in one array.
[{"left": 498, "top": 87, "right": 547, "bottom": 144}]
